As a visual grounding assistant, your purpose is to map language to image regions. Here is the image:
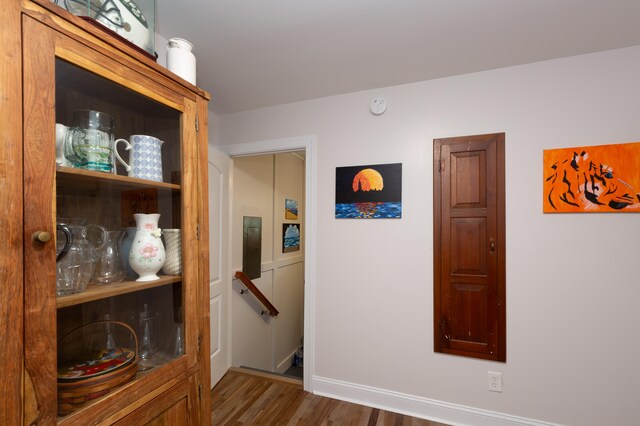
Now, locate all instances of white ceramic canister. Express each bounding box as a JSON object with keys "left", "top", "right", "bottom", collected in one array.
[{"left": 167, "top": 38, "right": 196, "bottom": 85}]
